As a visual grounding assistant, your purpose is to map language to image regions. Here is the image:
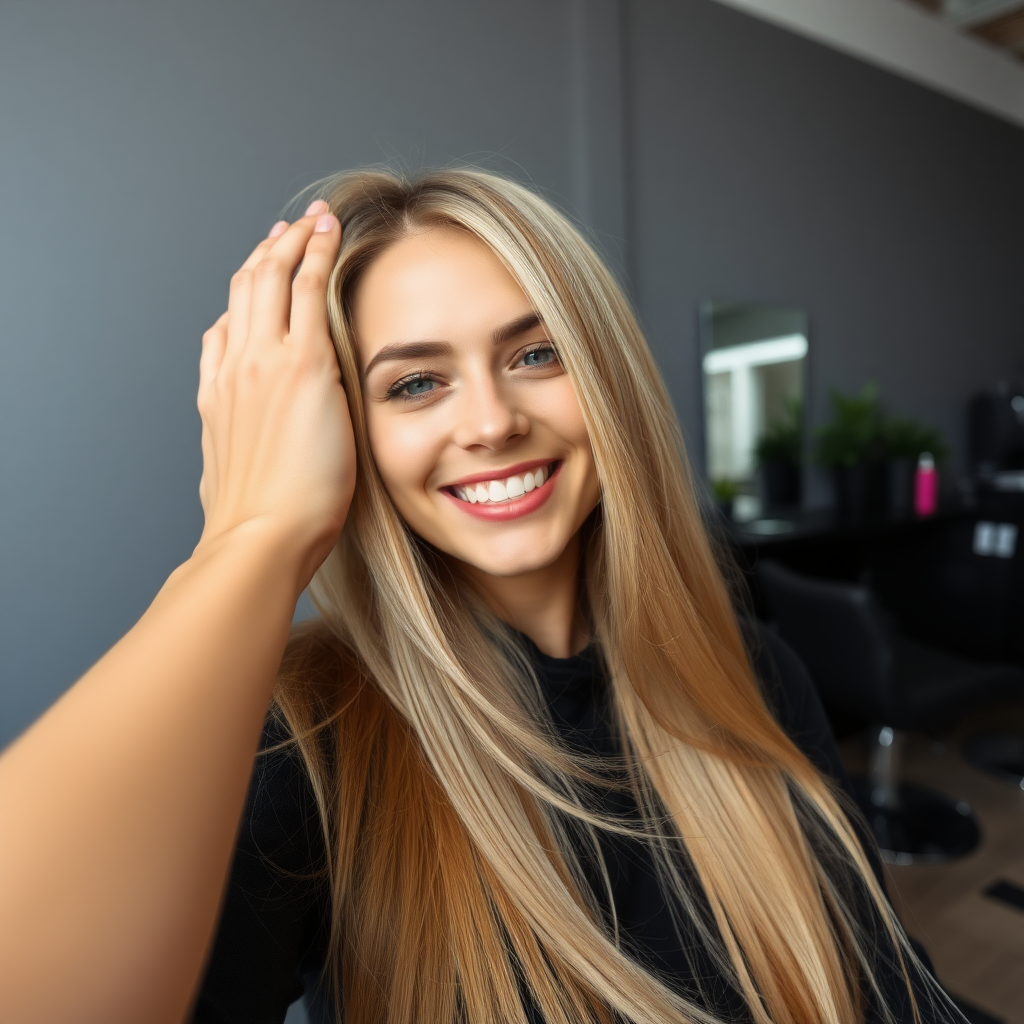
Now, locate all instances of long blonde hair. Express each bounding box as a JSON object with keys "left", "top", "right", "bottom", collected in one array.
[{"left": 273, "top": 168, "right": 944, "bottom": 1024}]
